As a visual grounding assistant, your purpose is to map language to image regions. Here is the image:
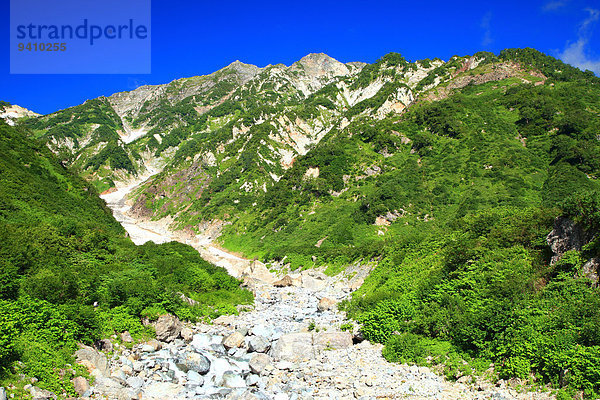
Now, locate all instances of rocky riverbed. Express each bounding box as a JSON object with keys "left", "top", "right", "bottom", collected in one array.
[
  {"left": 79, "top": 175, "right": 556, "bottom": 400},
  {"left": 75, "top": 271, "right": 554, "bottom": 400}
]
